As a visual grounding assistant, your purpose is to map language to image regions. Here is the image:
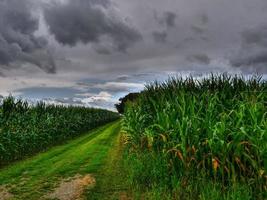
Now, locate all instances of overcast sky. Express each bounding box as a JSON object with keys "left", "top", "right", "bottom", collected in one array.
[{"left": 0, "top": 0, "right": 267, "bottom": 110}]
